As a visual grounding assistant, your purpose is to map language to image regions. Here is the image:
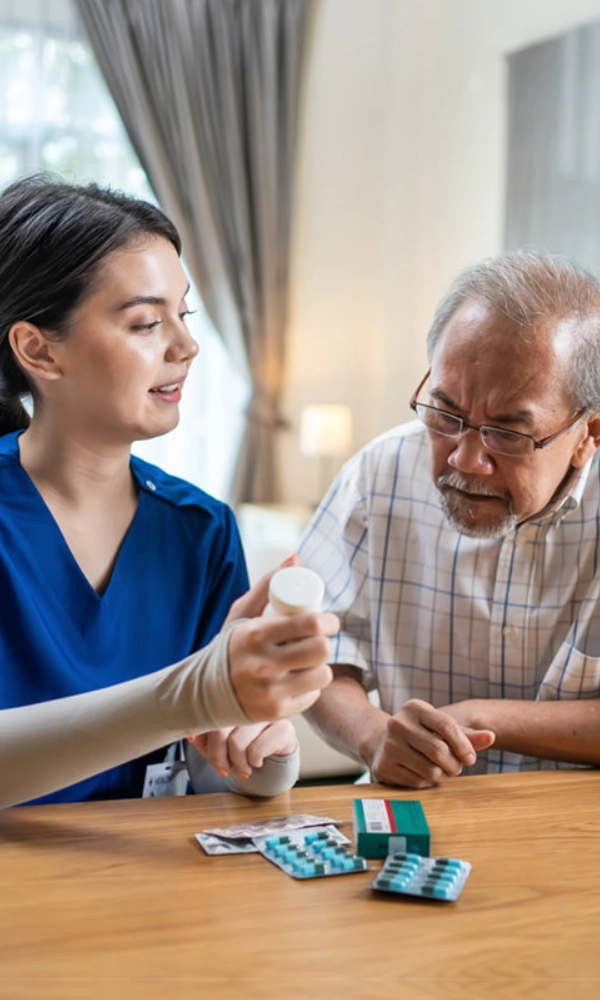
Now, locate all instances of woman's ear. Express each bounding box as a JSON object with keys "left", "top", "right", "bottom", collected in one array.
[
  {"left": 8, "top": 322, "right": 63, "bottom": 381},
  {"left": 572, "top": 412, "right": 600, "bottom": 467}
]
